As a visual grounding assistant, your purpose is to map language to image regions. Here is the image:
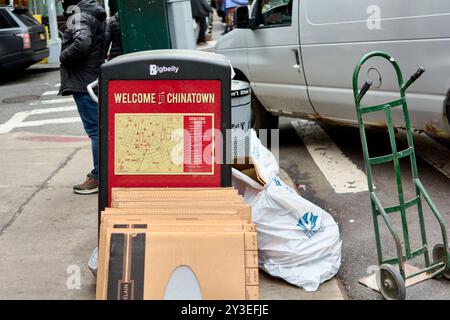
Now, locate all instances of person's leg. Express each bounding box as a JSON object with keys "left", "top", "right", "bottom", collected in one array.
[
  {"left": 224, "top": 8, "right": 230, "bottom": 32},
  {"left": 73, "top": 92, "right": 99, "bottom": 194},
  {"left": 224, "top": 8, "right": 235, "bottom": 33},
  {"left": 228, "top": 7, "right": 235, "bottom": 31},
  {"left": 194, "top": 16, "right": 201, "bottom": 43},
  {"left": 198, "top": 16, "right": 208, "bottom": 43},
  {"left": 207, "top": 12, "right": 213, "bottom": 35}
]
